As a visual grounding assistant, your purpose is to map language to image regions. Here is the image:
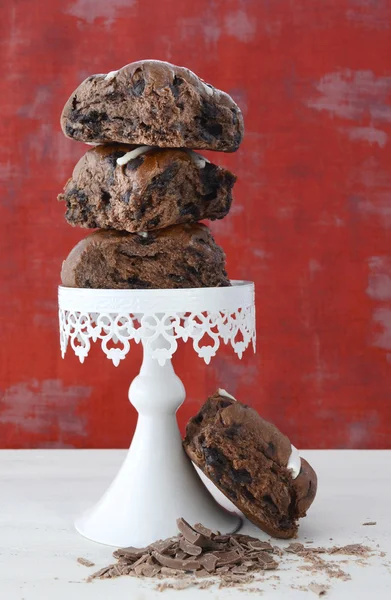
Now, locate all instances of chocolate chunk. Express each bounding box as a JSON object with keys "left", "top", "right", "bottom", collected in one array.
[
  {"left": 203, "top": 446, "right": 228, "bottom": 481},
  {"left": 193, "top": 523, "right": 214, "bottom": 538},
  {"left": 308, "top": 583, "right": 329, "bottom": 596},
  {"left": 231, "top": 467, "right": 252, "bottom": 484},
  {"left": 213, "top": 550, "right": 242, "bottom": 566},
  {"left": 182, "top": 559, "right": 201, "bottom": 571},
  {"left": 176, "top": 518, "right": 207, "bottom": 547},
  {"left": 125, "top": 155, "right": 144, "bottom": 171},
  {"left": 257, "top": 552, "right": 278, "bottom": 570},
  {"left": 198, "top": 553, "right": 219, "bottom": 572},
  {"left": 225, "top": 423, "right": 241, "bottom": 439},
  {"left": 146, "top": 215, "right": 161, "bottom": 228},
  {"left": 152, "top": 551, "right": 200, "bottom": 571},
  {"left": 179, "top": 538, "right": 203, "bottom": 556},
  {"left": 101, "top": 190, "right": 111, "bottom": 204},
  {"left": 207, "top": 541, "right": 228, "bottom": 551},
  {"left": 140, "top": 564, "right": 161, "bottom": 577}
]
